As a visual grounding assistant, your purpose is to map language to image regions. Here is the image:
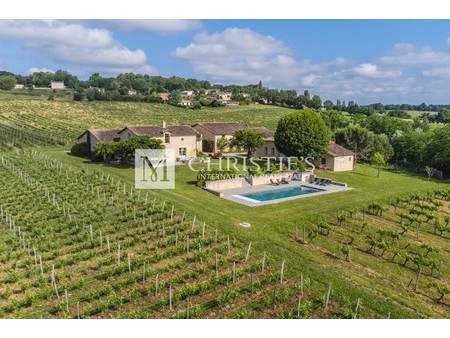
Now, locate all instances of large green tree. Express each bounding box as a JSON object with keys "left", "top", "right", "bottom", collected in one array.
[
  {"left": 425, "top": 124, "right": 450, "bottom": 174},
  {"left": 335, "top": 125, "right": 373, "bottom": 162},
  {"left": 95, "top": 136, "right": 164, "bottom": 163},
  {"left": 0, "top": 76, "right": 16, "bottom": 90},
  {"left": 231, "top": 129, "right": 264, "bottom": 159},
  {"left": 366, "top": 133, "right": 394, "bottom": 162},
  {"left": 274, "top": 109, "right": 331, "bottom": 159}
]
